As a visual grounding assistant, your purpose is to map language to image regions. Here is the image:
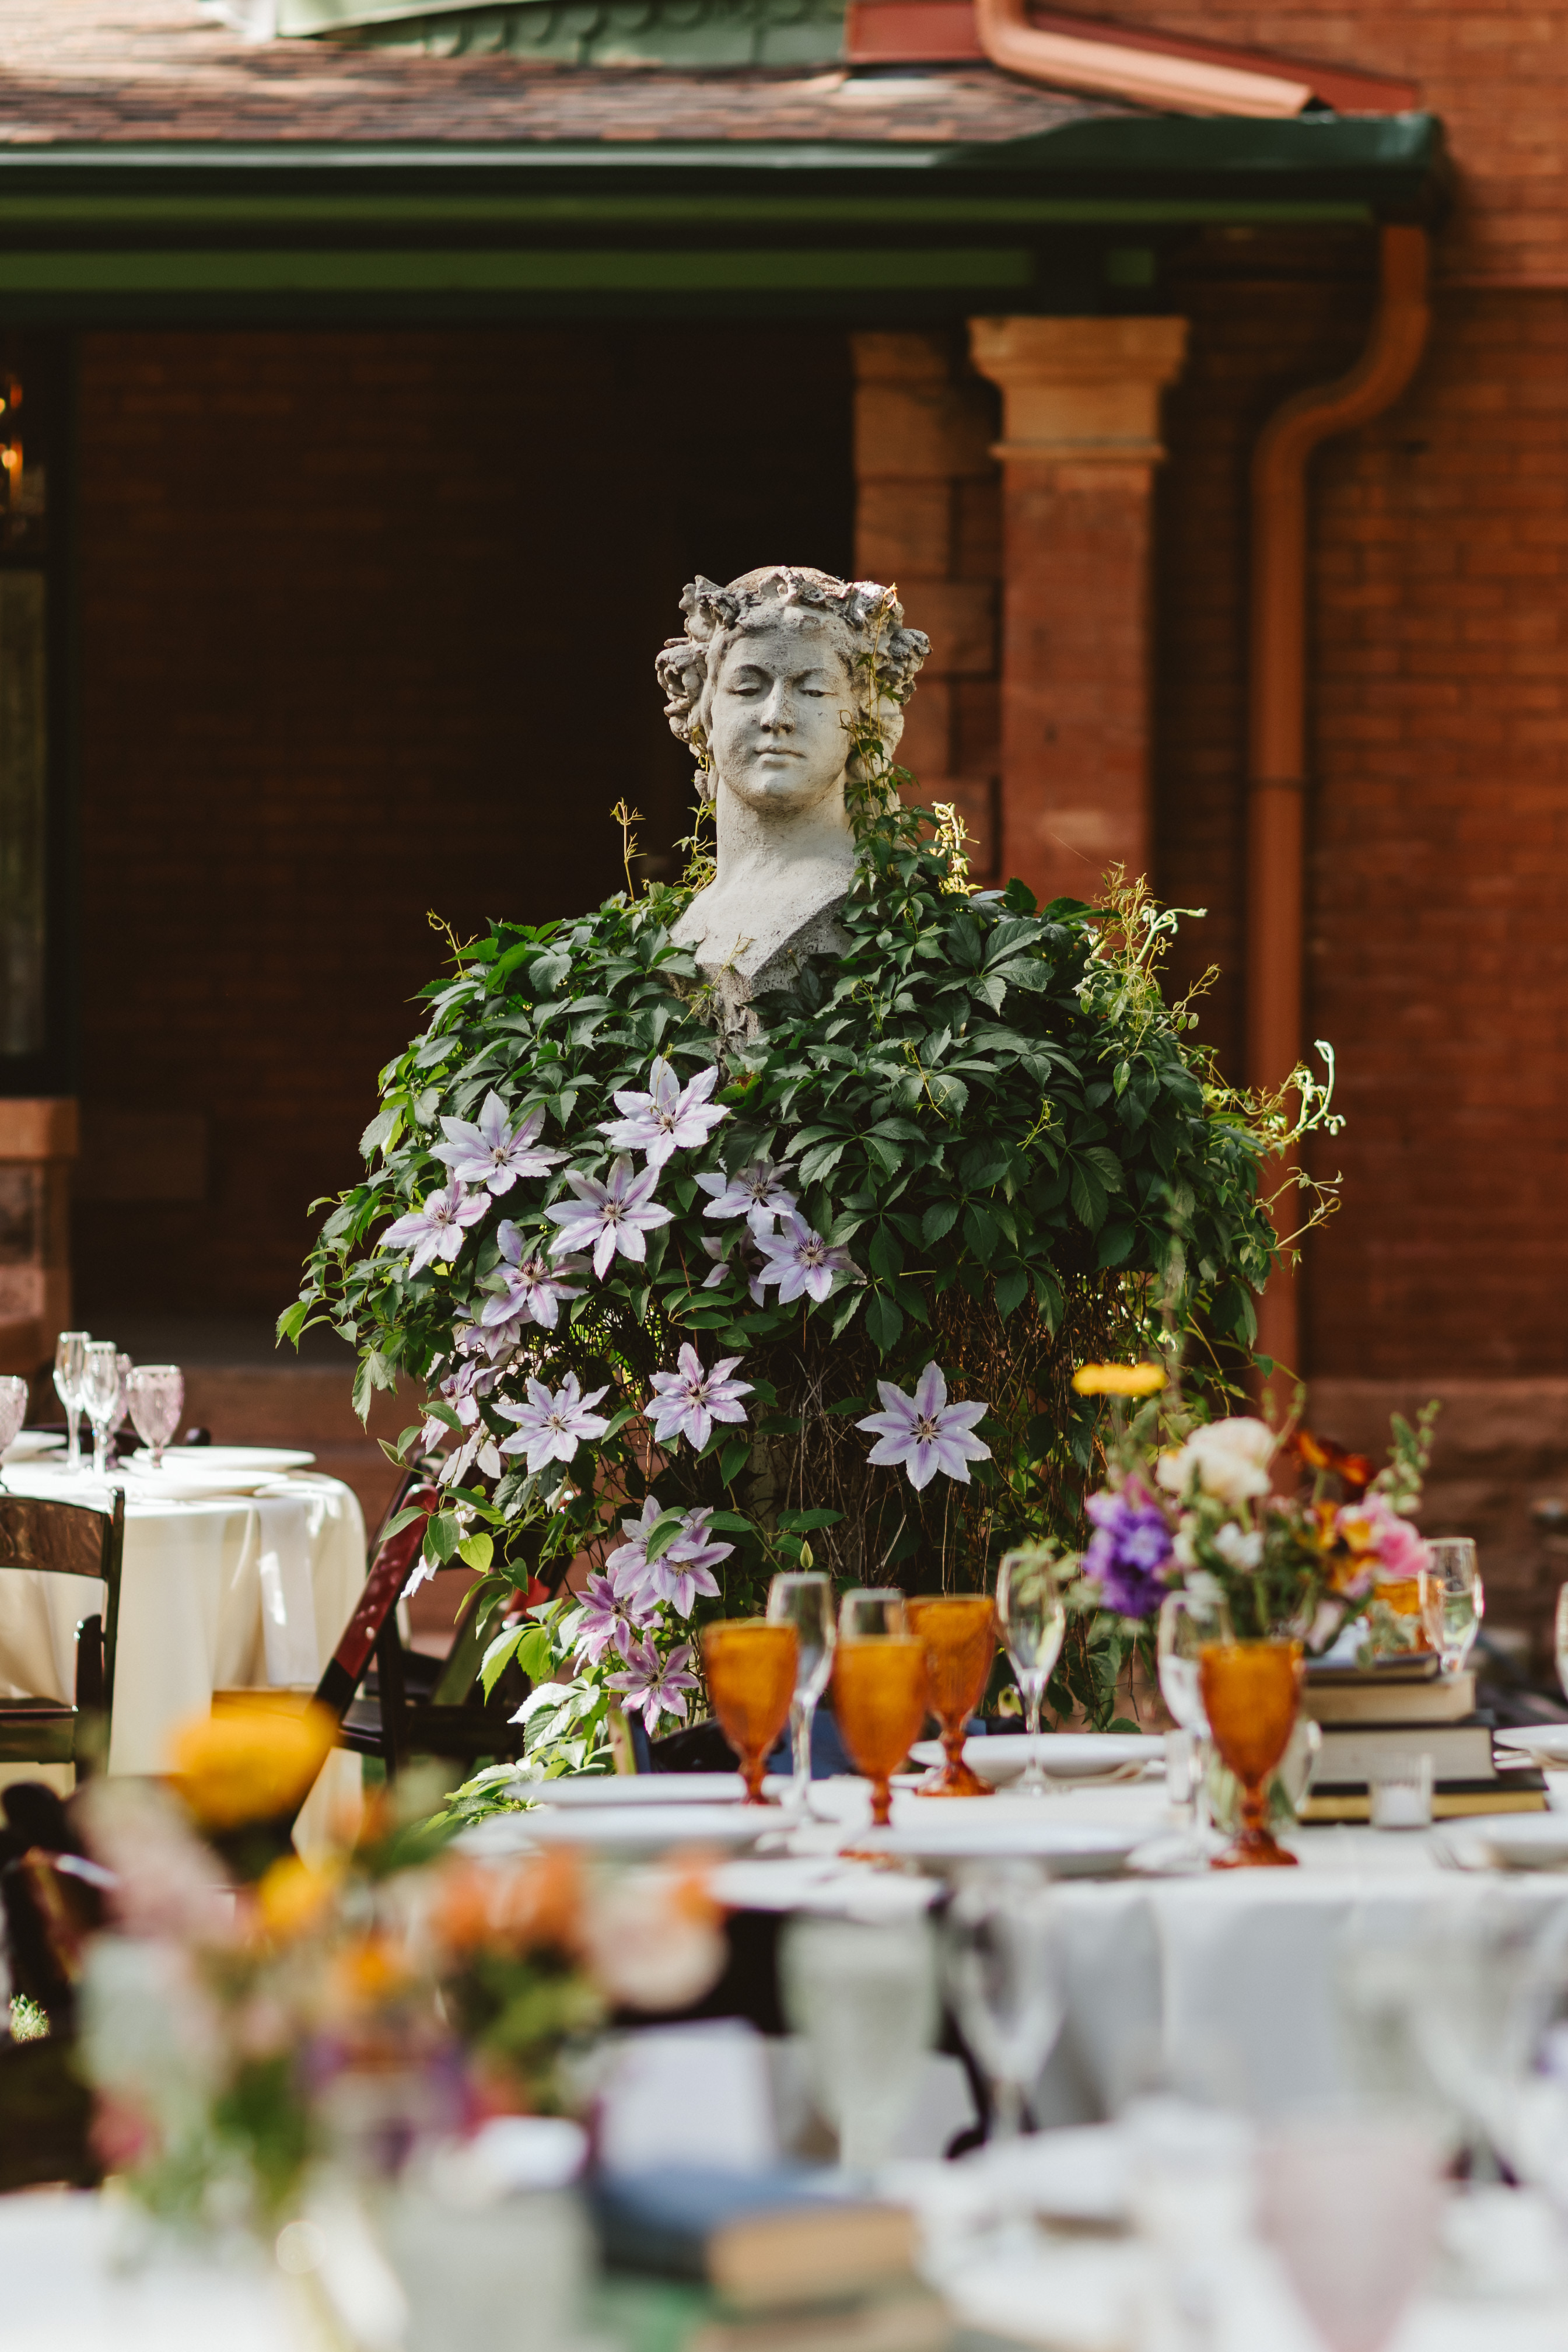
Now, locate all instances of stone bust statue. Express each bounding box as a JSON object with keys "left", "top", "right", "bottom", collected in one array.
[{"left": 656, "top": 565, "right": 929, "bottom": 1025}]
